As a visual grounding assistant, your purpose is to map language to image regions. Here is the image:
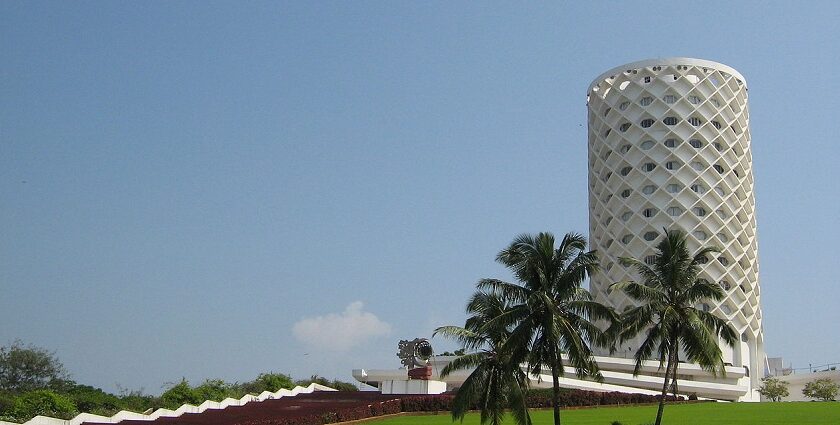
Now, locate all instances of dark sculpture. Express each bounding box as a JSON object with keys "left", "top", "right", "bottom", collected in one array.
[{"left": 397, "top": 338, "right": 434, "bottom": 380}]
